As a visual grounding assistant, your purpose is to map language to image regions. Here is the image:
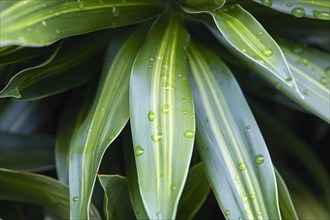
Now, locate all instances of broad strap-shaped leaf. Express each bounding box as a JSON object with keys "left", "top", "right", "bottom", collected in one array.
[
  {"left": 56, "top": 85, "right": 95, "bottom": 184},
  {"left": 0, "top": 0, "right": 164, "bottom": 47},
  {"left": 0, "top": 132, "right": 54, "bottom": 172},
  {"left": 275, "top": 169, "right": 299, "bottom": 220},
  {"left": 0, "top": 168, "right": 69, "bottom": 219},
  {"left": 98, "top": 175, "right": 135, "bottom": 220},
  {"left": 188, "top": 41, "right": 280, "bottom": 219},
  {"left": 253, "top": 0, "right": 330, "bottom": 20},
  {"left": 177, "top": 162, "right": 210, "bottom": 220},
  {"left": 69, "top": 27, "right": 147, "bottom": 220},
  {"left": 0, "top": 31, "right": 111, "bottom": 100},
  {"left": 0, "top": 169, "right": 101, "bottom": 220},
  {"left": 277, "top": 38, "right": 330, "bottom": 122},
  {"left": 181, "top": 3, "right": 302, "bottom": 97},
  {"left": 130, "top": 11, "right": 195, "bottom": 219}
]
